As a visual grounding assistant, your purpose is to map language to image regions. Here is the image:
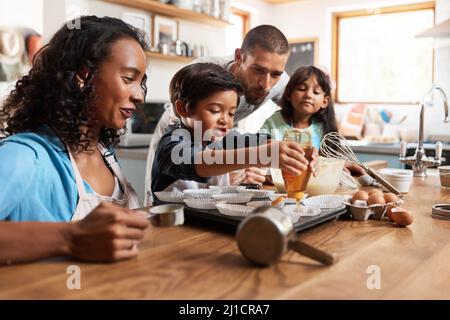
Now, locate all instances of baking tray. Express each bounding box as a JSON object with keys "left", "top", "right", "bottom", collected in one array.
[{"left": 154, "top": 199, "right": 348, "bottom": 233}]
